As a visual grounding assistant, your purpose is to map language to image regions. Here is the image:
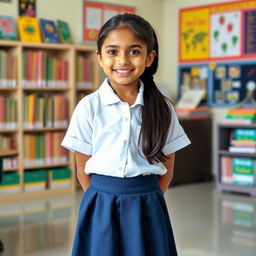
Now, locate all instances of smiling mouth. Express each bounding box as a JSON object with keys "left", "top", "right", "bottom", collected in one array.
[{"left": 113, "top": 69, "right": 134, "bottom": 75}]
